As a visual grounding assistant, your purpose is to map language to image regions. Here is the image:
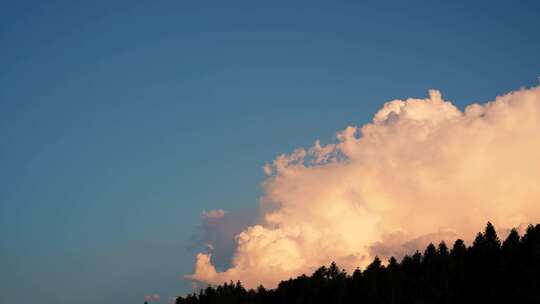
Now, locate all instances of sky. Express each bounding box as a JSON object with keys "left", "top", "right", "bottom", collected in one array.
[{"left": 1, "top": 1, "right": 540, "bottom": 303}]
